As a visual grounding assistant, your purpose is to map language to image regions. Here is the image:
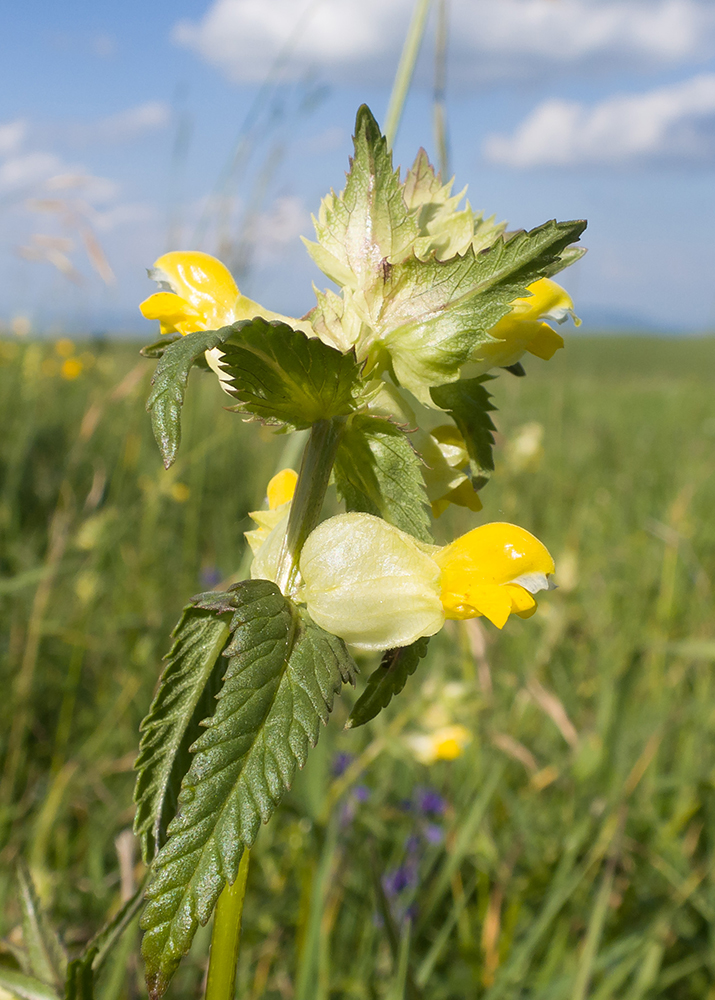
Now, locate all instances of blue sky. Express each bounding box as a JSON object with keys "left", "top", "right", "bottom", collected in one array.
[{"left": 2, "top": 0, "right": 715, "bottom": 334}]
